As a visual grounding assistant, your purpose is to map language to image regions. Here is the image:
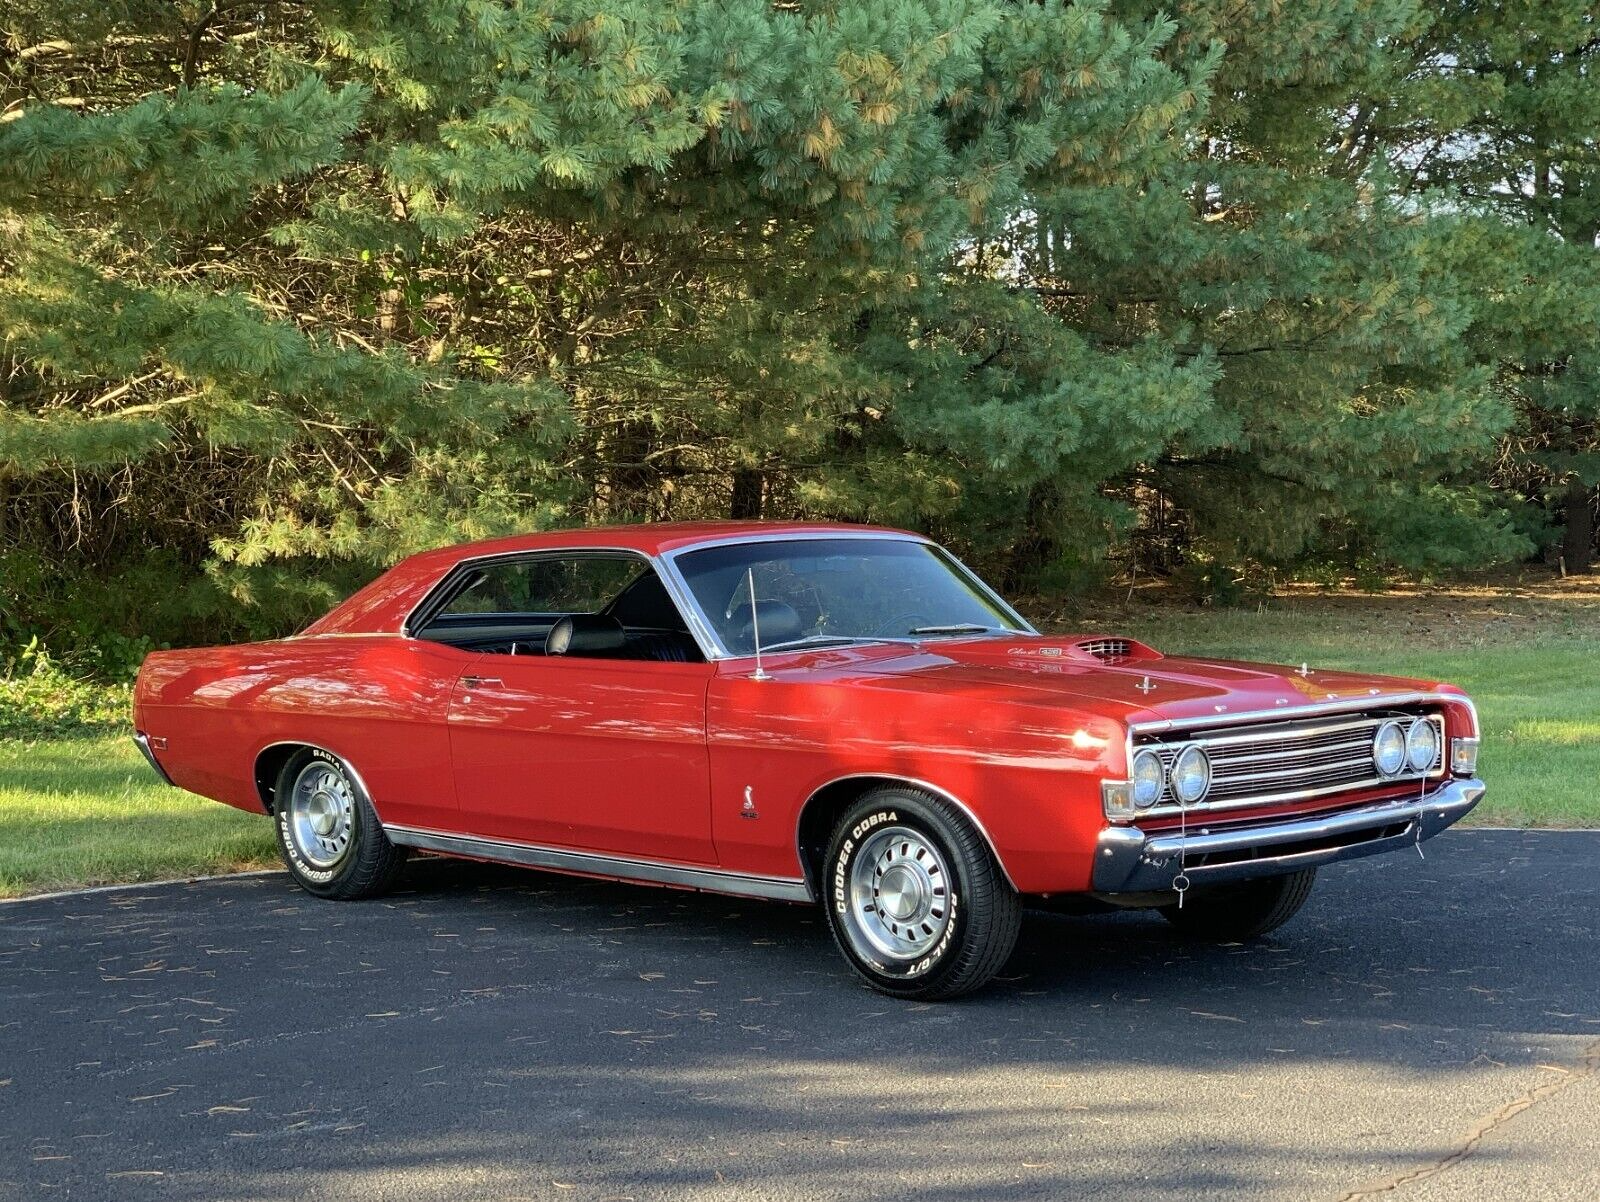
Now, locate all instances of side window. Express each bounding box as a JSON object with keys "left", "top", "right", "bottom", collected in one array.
[{"left": 438, "top": 556, "right": 644, "bottom": 618}]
